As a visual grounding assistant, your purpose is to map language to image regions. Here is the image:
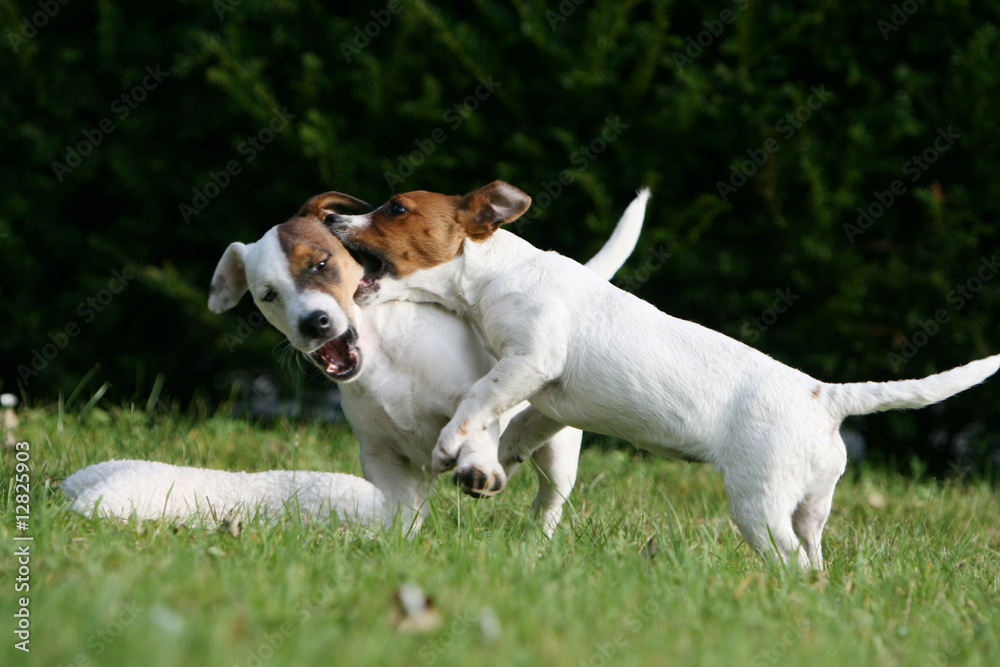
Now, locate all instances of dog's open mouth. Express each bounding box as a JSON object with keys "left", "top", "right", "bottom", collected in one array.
[
  {"left": 346, "top": 246, "right": 388, "bottom": 298},
  {"left": 309, "top": 327, "right": 362, "bottom": 380}
]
